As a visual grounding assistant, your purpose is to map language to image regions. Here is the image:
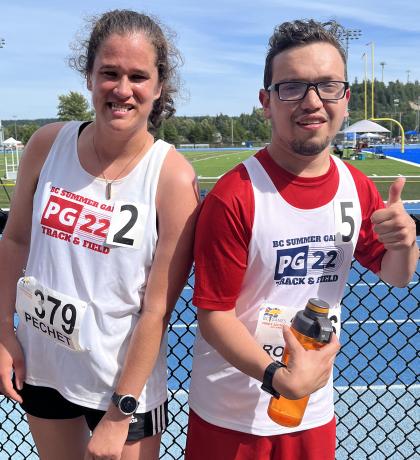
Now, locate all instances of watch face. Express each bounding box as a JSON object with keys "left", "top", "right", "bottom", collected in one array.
[{"left": 120, "top": 395, "right": 138, "bottom": 415}]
